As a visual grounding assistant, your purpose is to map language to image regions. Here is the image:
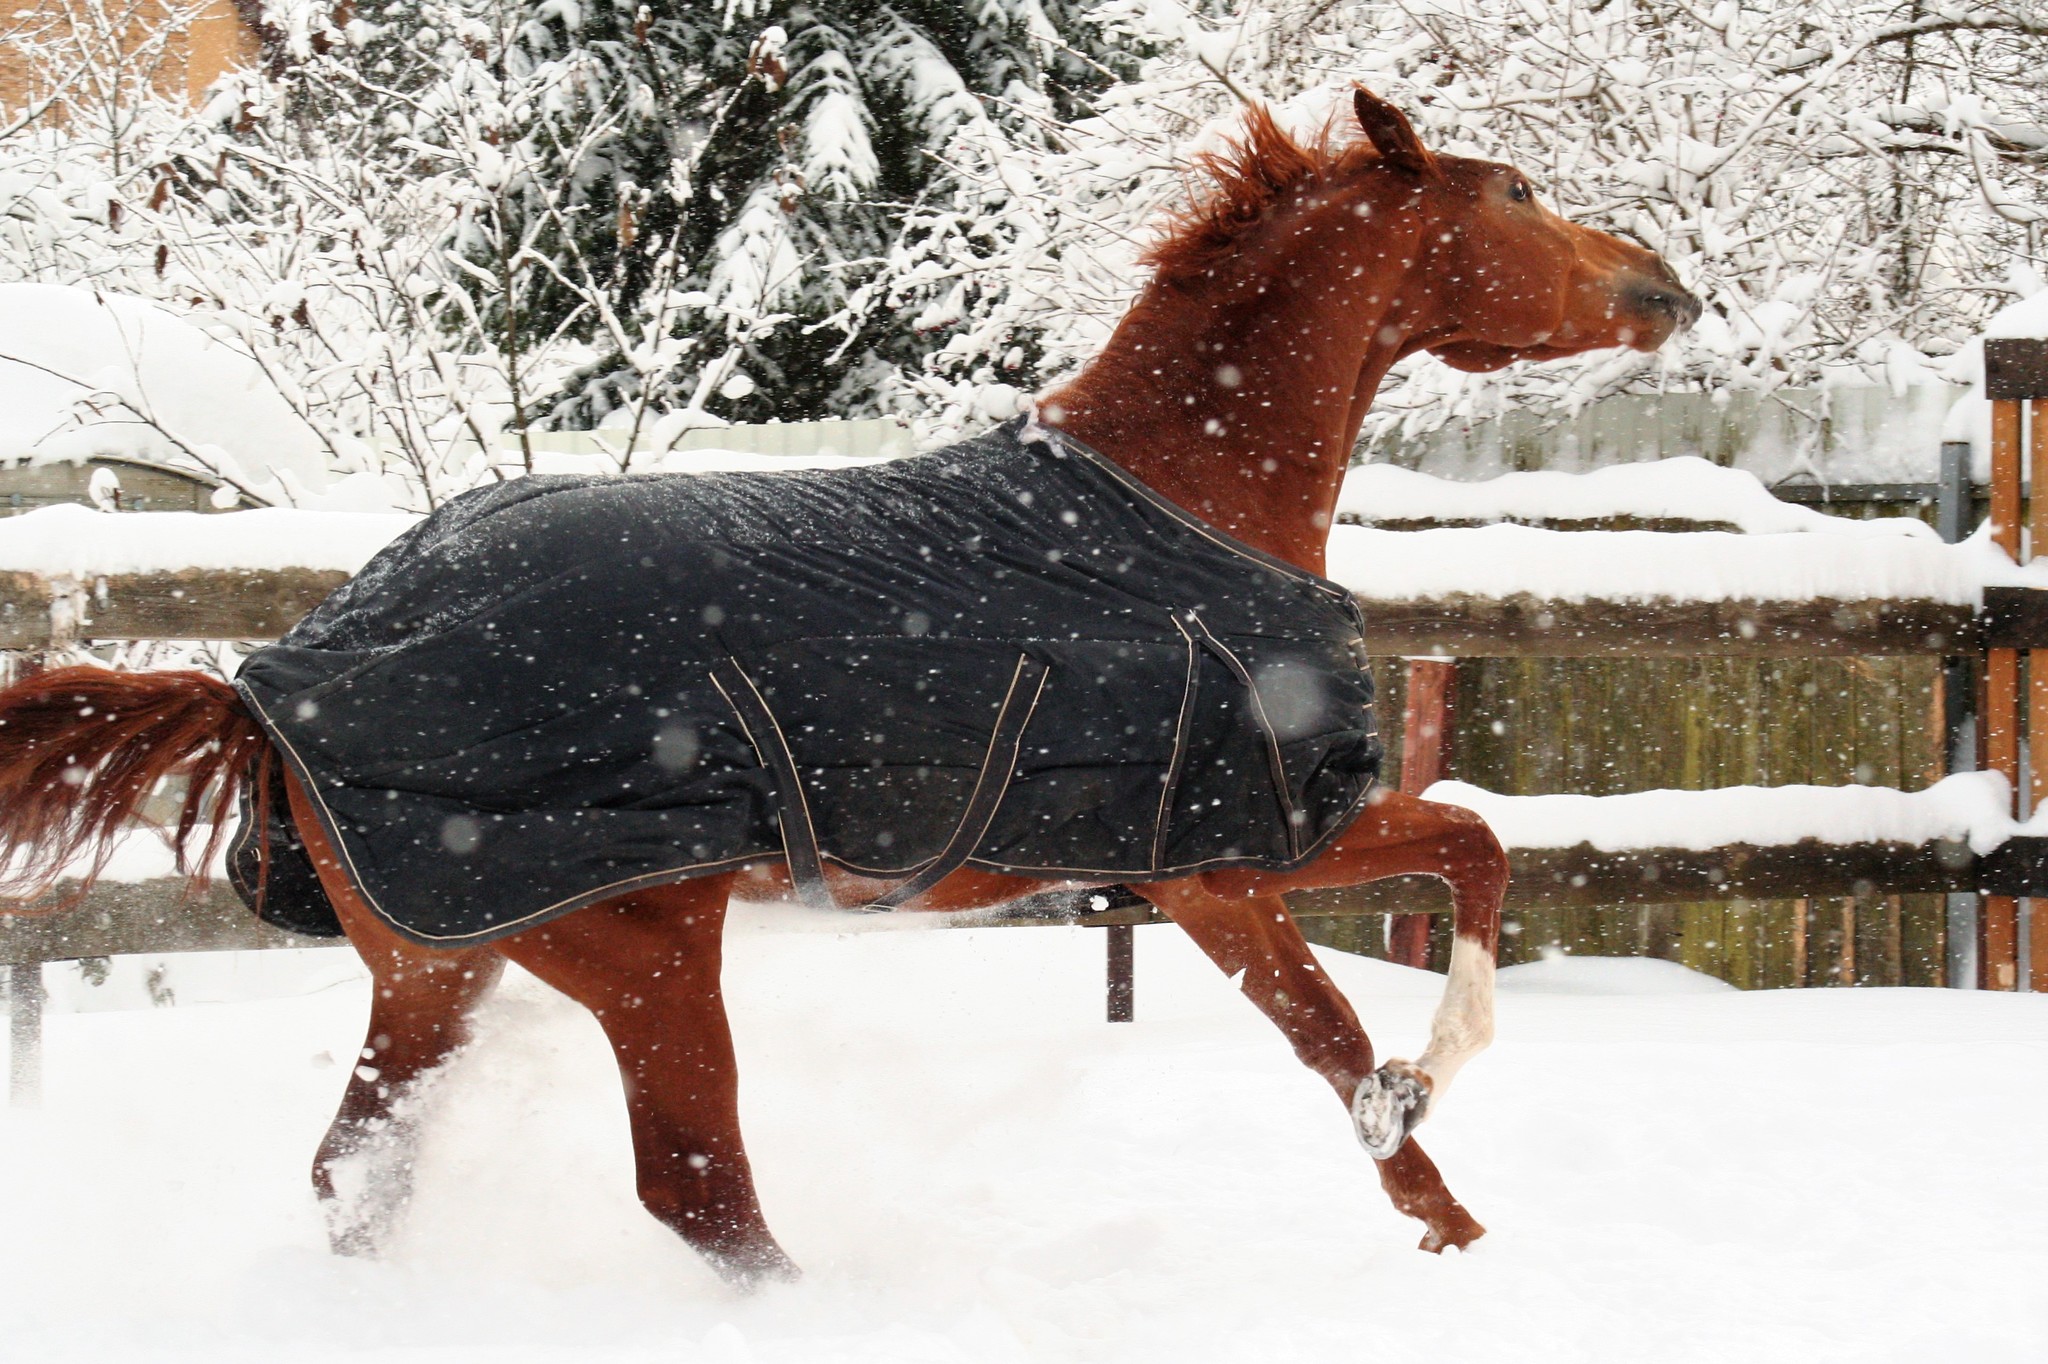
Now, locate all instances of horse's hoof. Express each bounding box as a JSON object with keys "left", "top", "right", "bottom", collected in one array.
[
  {"left": 1351, "top": 1061, "right": 1430, "bottom": 1160},
  {"left": 1417, "top": 1209, "right": 1486, "bottom": 1254},
  {"left": 713, "top": 1247, "right": 803, "bottom": 1292}
]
